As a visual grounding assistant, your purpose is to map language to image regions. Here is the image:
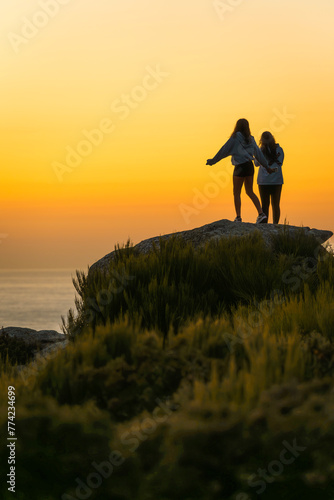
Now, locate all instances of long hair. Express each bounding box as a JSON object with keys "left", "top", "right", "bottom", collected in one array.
[
  {"left": 230, "top": 118, "right": 251, "bottom": 143},
  {"left": 260, "top": 131, "right": 279, "bottom": 164}
]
